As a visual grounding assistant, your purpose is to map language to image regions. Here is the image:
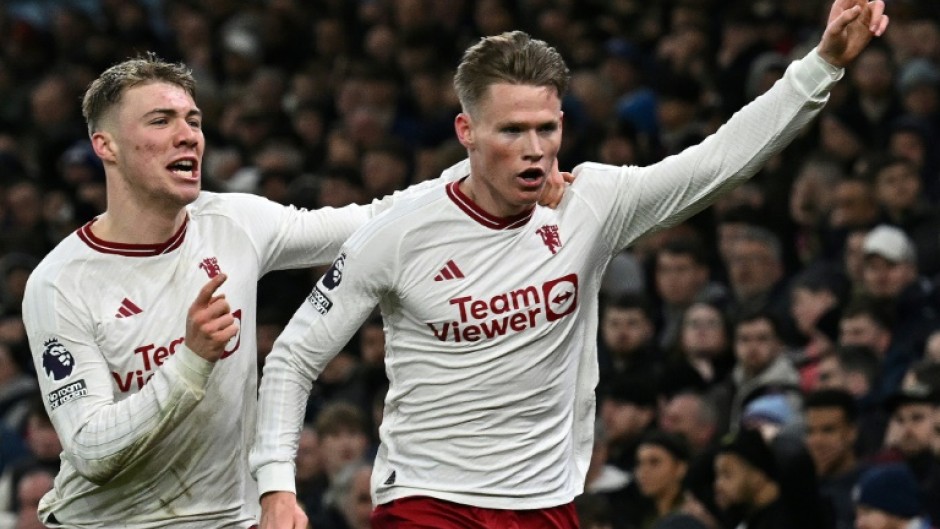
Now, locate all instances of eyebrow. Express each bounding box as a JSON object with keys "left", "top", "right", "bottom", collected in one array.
[{"left": 144, "top": 108, "right": 202, "bottom": 119}]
